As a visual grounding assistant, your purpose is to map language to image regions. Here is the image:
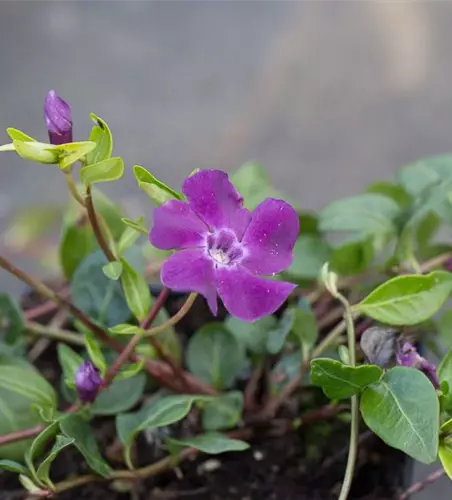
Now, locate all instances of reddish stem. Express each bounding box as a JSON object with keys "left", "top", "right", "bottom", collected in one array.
[{"left": 399, "top": 467, "right": 445, "bottom": 500}]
